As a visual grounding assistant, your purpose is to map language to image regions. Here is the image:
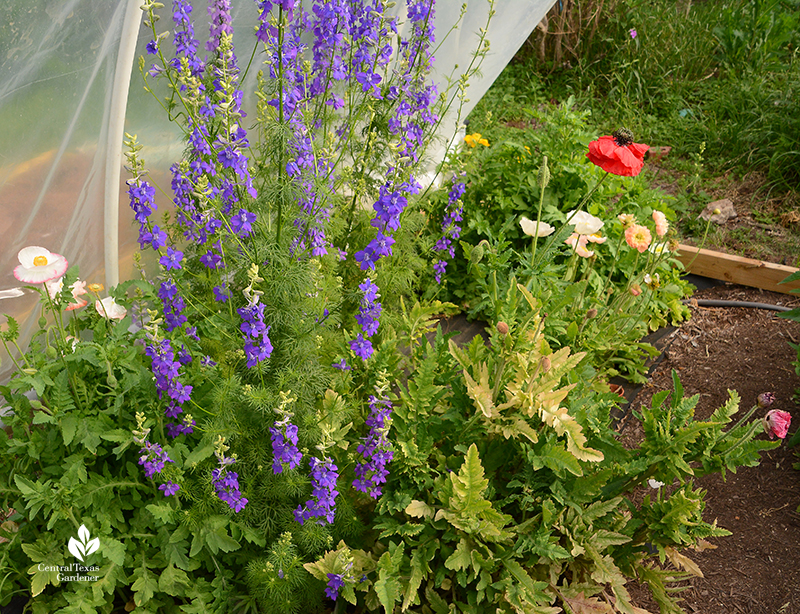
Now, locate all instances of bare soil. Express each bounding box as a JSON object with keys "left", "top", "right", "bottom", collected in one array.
[{"left": 621, "top": 282, "right": 800, "bottom": 614}]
